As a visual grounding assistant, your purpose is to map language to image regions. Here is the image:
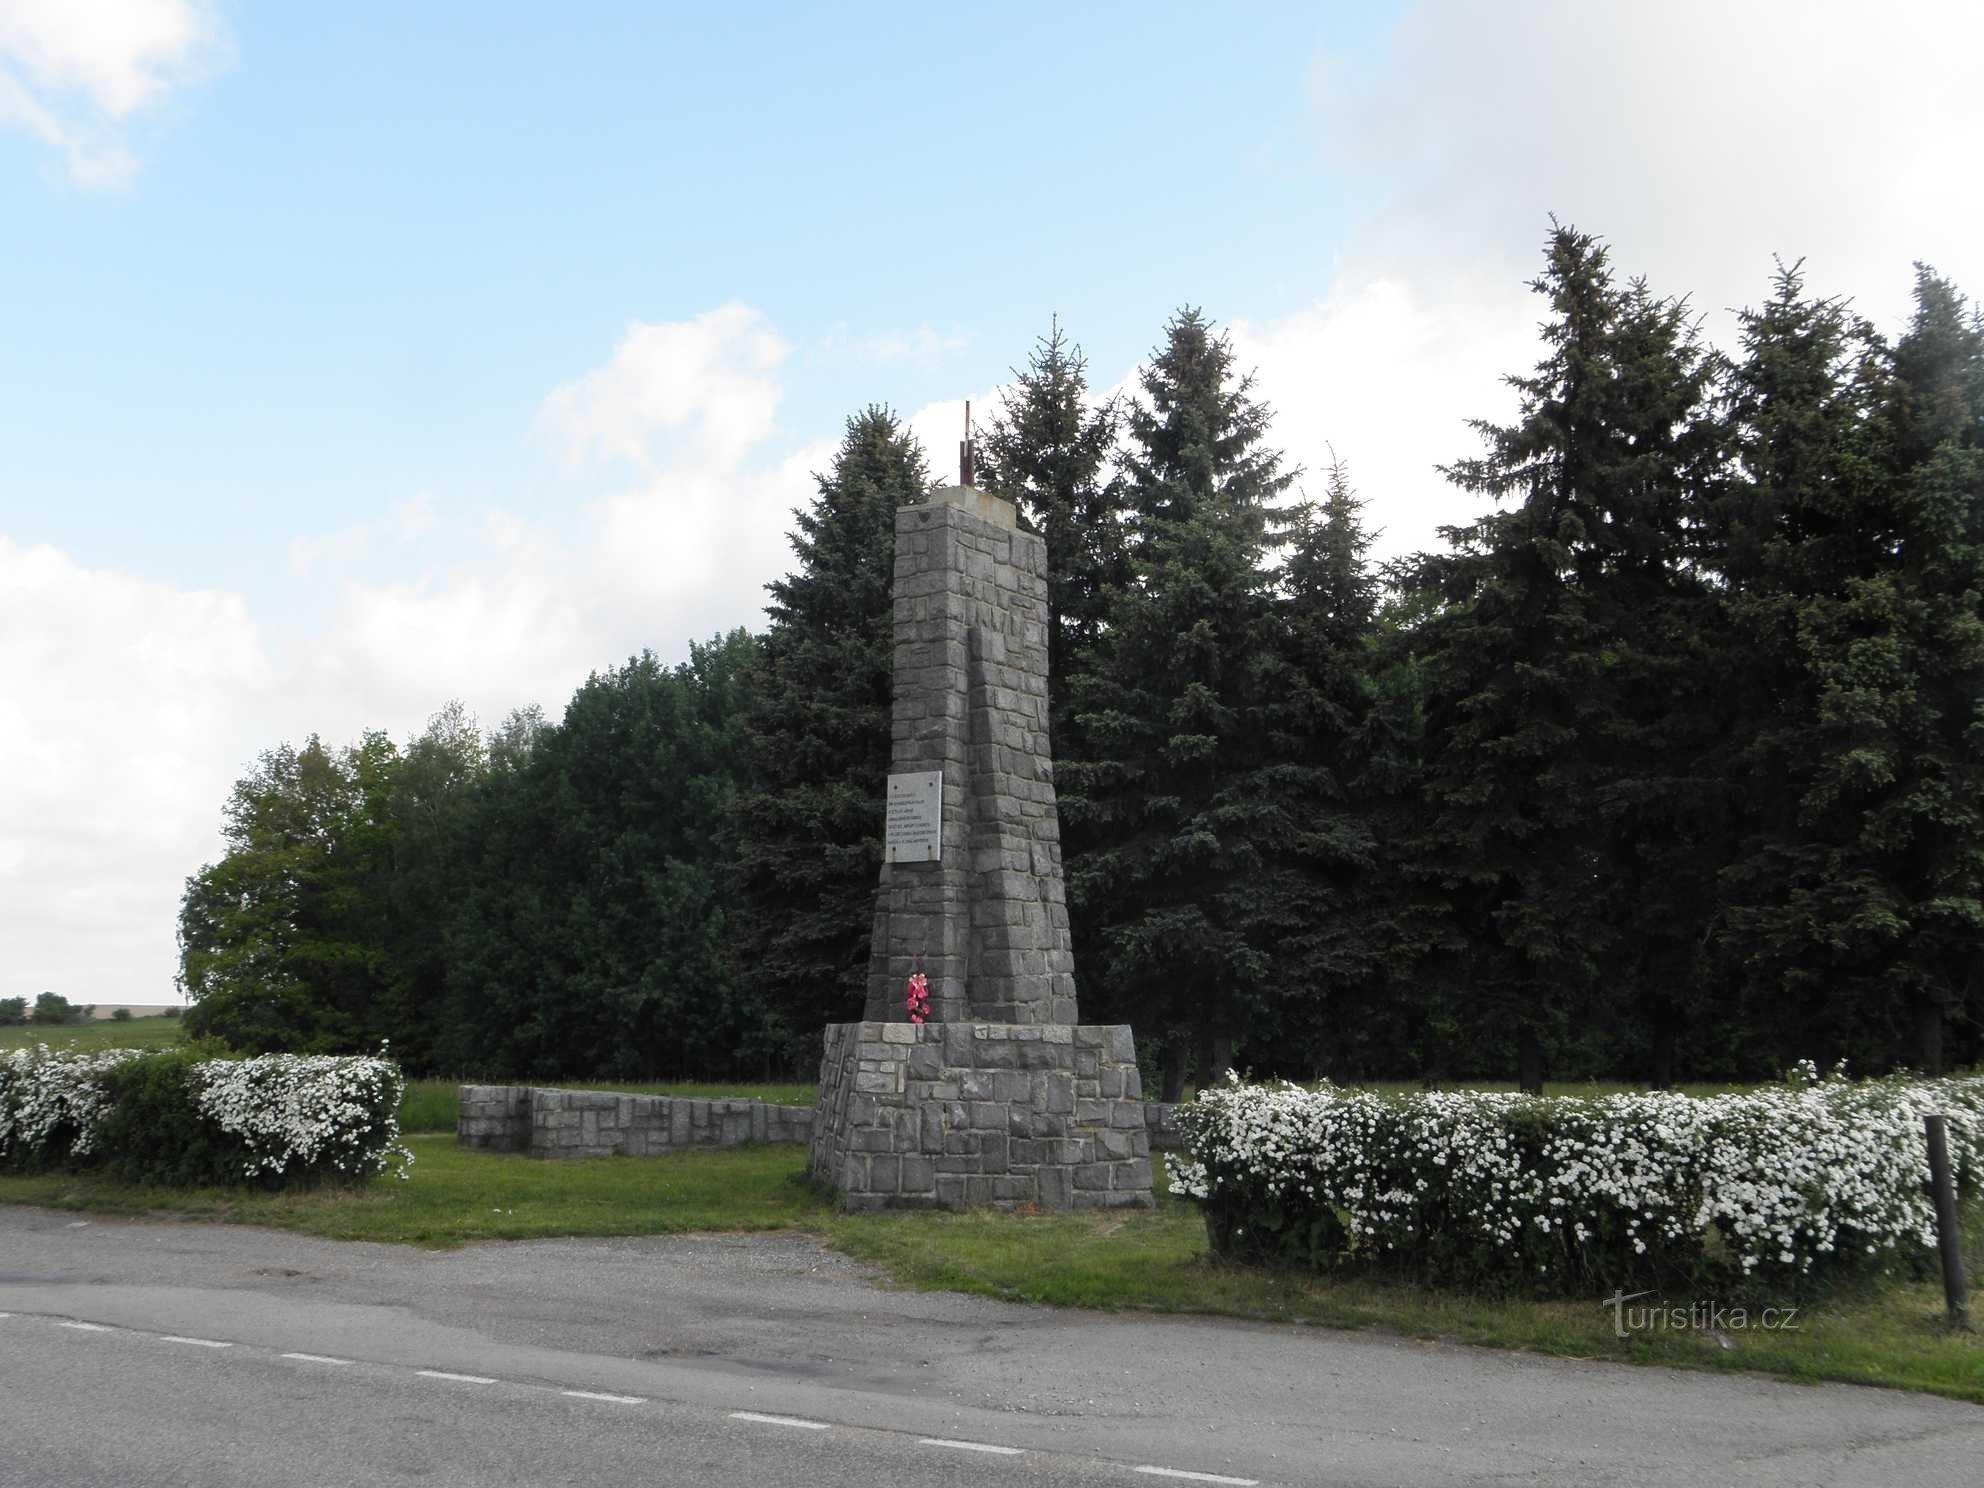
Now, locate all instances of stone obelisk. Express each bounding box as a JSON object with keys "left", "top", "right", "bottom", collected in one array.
[{"left": 807, "top": 435, "right": 1154, "bottom": 1210}]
